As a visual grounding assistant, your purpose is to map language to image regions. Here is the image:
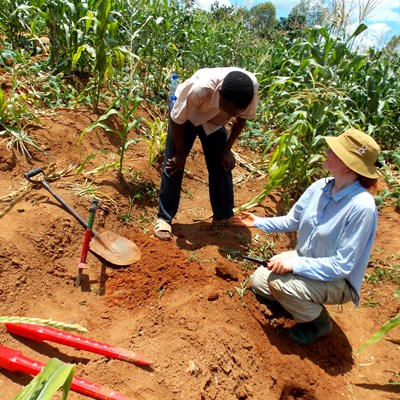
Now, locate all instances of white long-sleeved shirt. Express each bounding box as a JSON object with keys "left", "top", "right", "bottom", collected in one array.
[
  {"left": 254, "top": 178, "right": 378, "bottom": 306},
  {"left": 171, "top": 67, "right": 258, "bottom": 135}
]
